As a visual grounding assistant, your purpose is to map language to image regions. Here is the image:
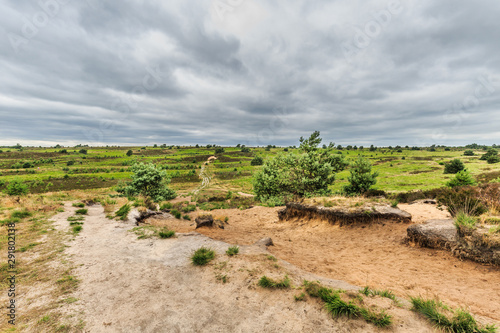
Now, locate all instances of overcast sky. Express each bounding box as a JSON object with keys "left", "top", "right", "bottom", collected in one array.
[{"left": 1, "top": 0, "right": 499, "bottom": 147}]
